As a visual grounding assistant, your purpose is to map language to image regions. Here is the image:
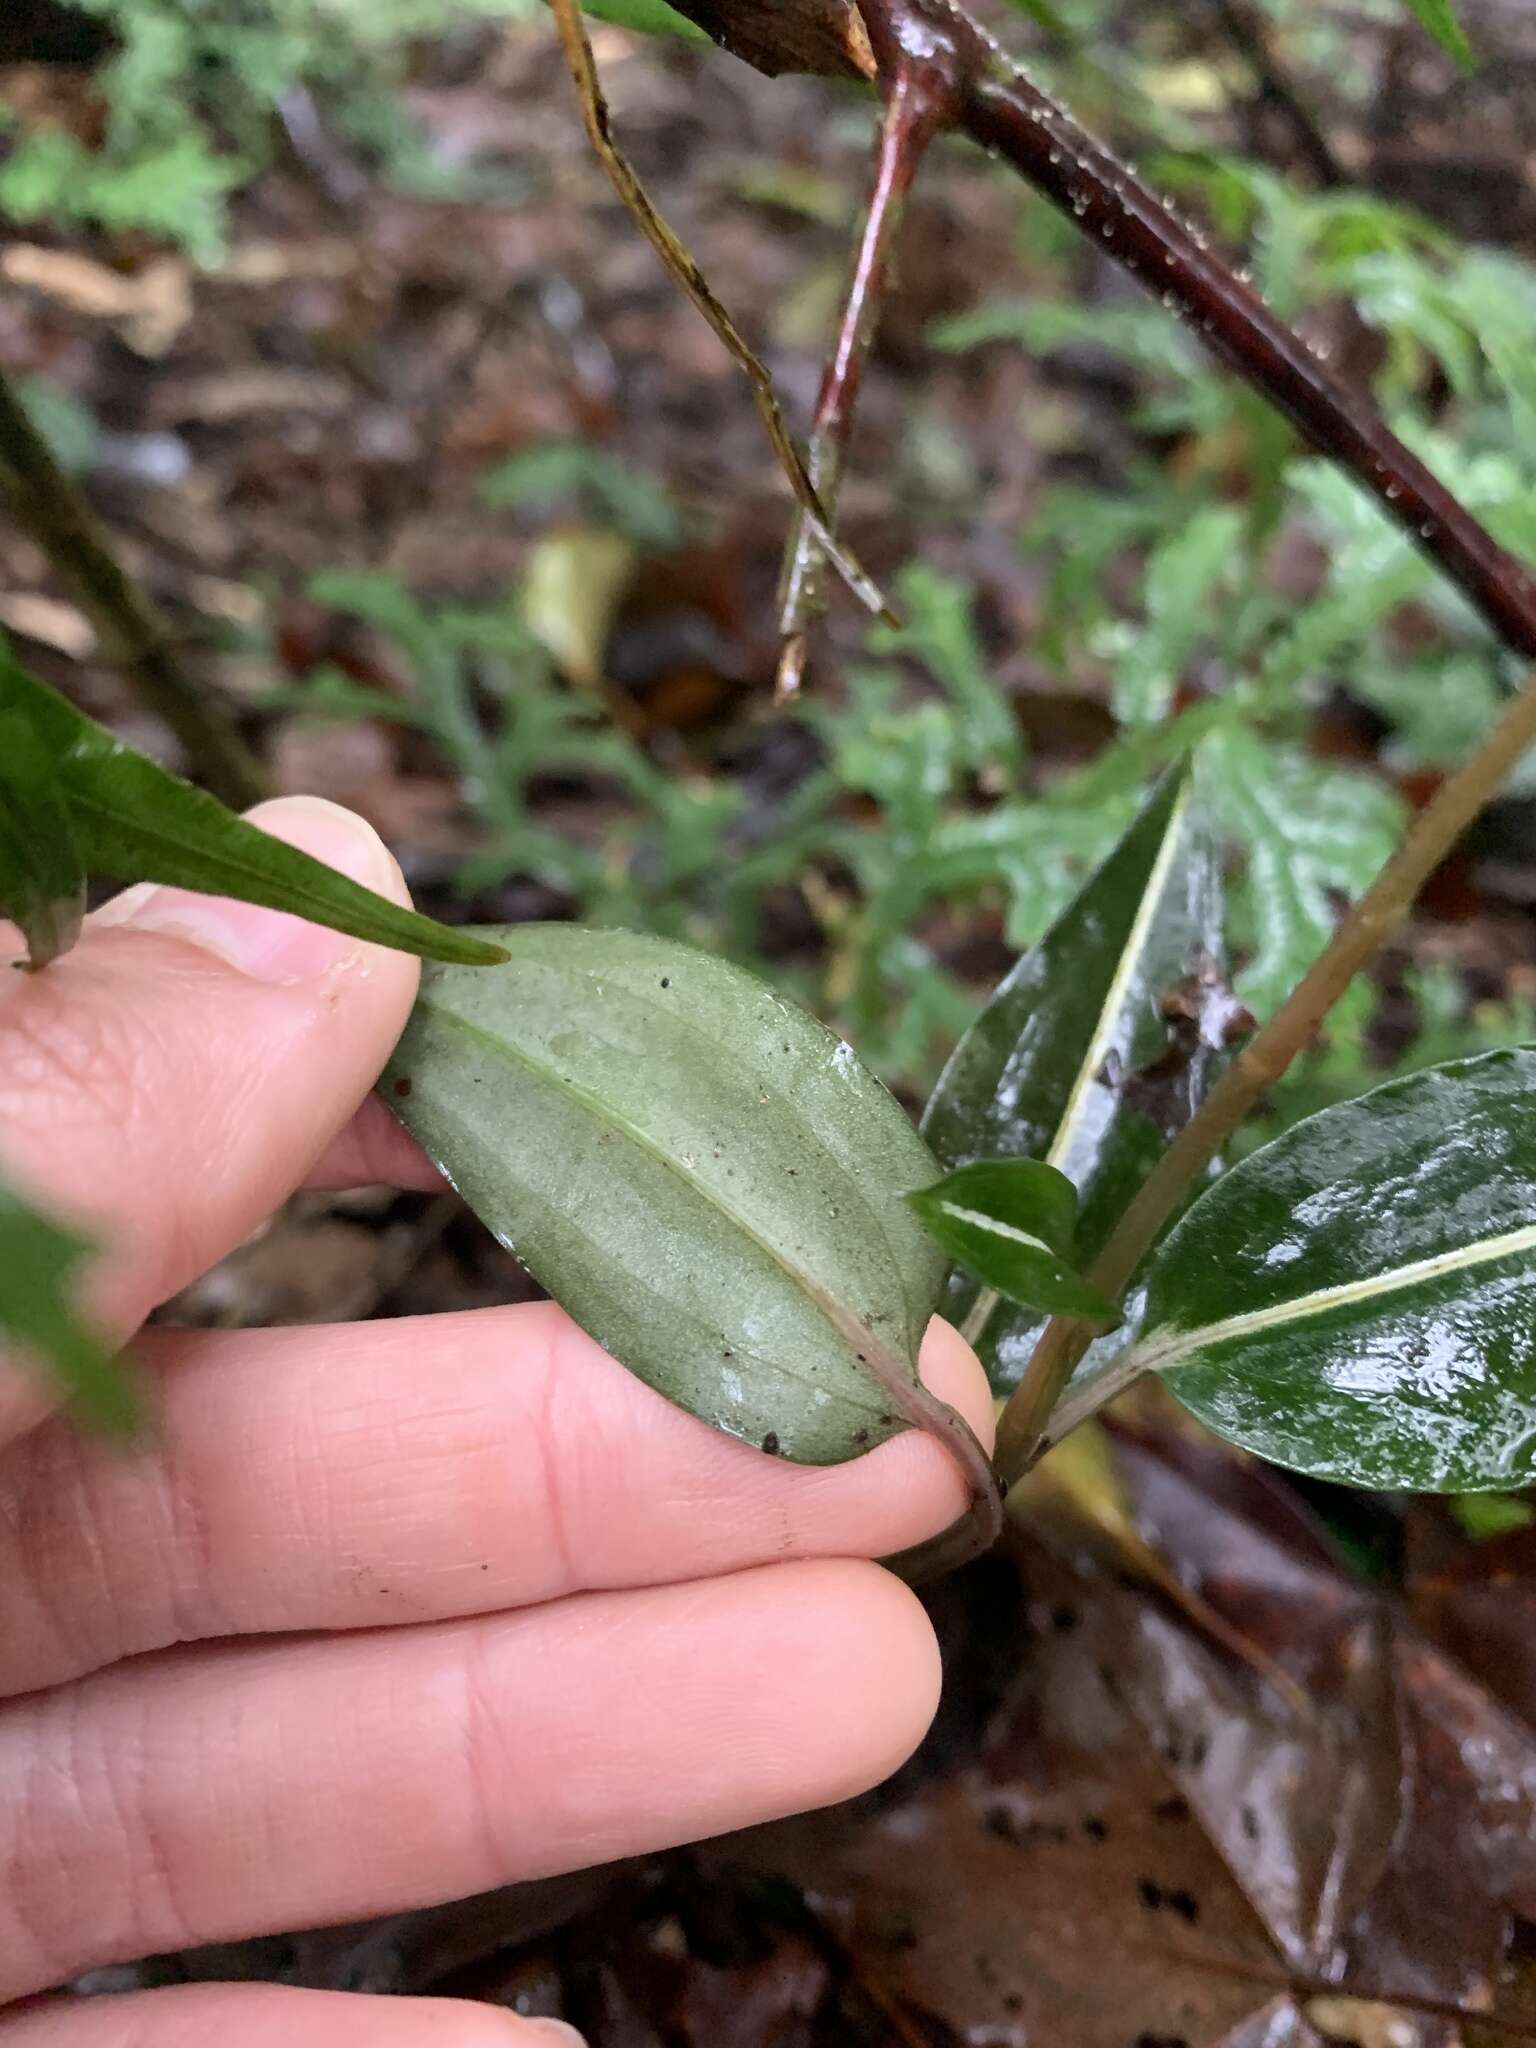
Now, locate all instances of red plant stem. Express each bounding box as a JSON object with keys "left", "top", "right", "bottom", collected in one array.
[{"left": 776, "top": 12, "right": 961, "bottom": 697}]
